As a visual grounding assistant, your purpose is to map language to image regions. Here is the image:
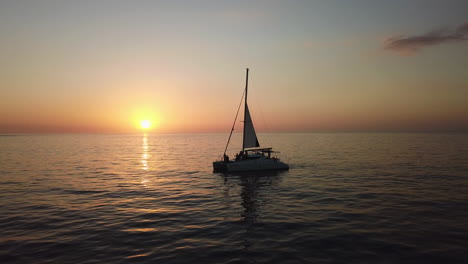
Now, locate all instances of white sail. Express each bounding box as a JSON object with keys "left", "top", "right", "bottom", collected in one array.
[{"left": 243, "top": 104, "right": 260, "bottom": 149}]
